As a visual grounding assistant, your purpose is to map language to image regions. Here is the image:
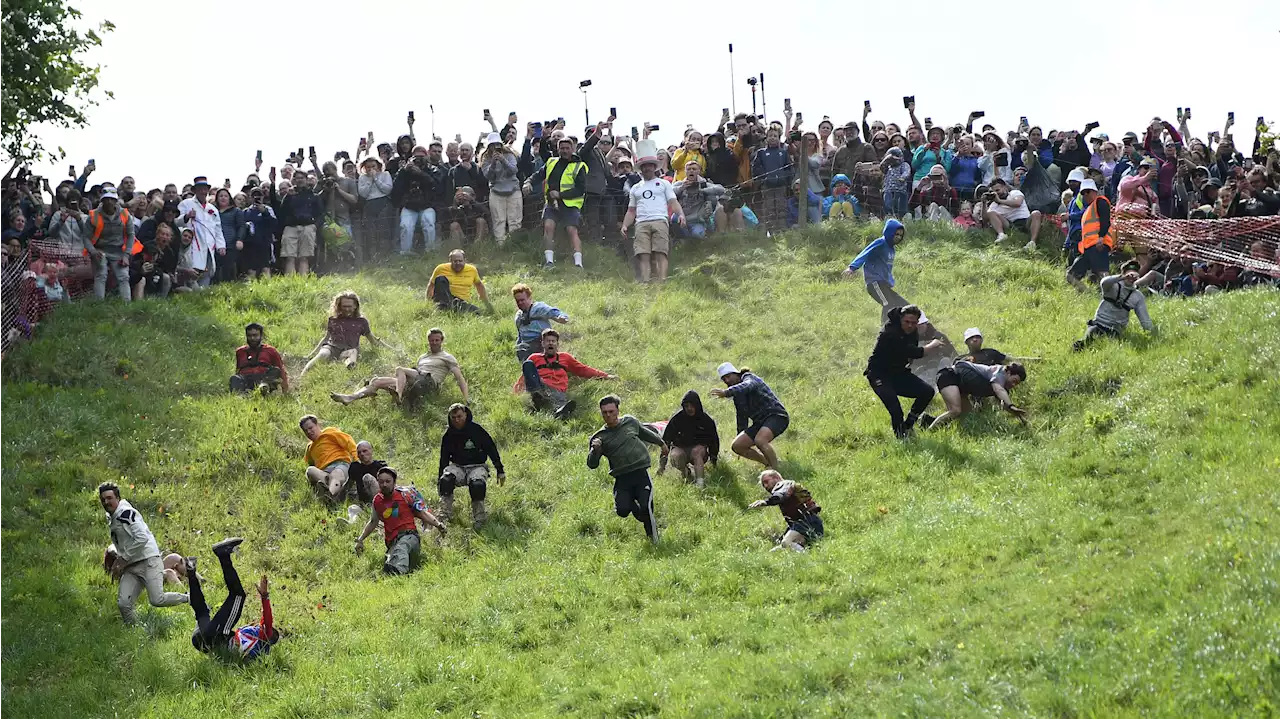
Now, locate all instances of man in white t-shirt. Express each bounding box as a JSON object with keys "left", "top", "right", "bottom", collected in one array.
[
  {"left": 985, "top": 177, "right": 1042, "bottom": 249},
  {"left": 620, "top": 155, "right": 685, "bottom": 283},
  {"left": 330, "top": 327, "right": 469, "bottom": 407}
]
